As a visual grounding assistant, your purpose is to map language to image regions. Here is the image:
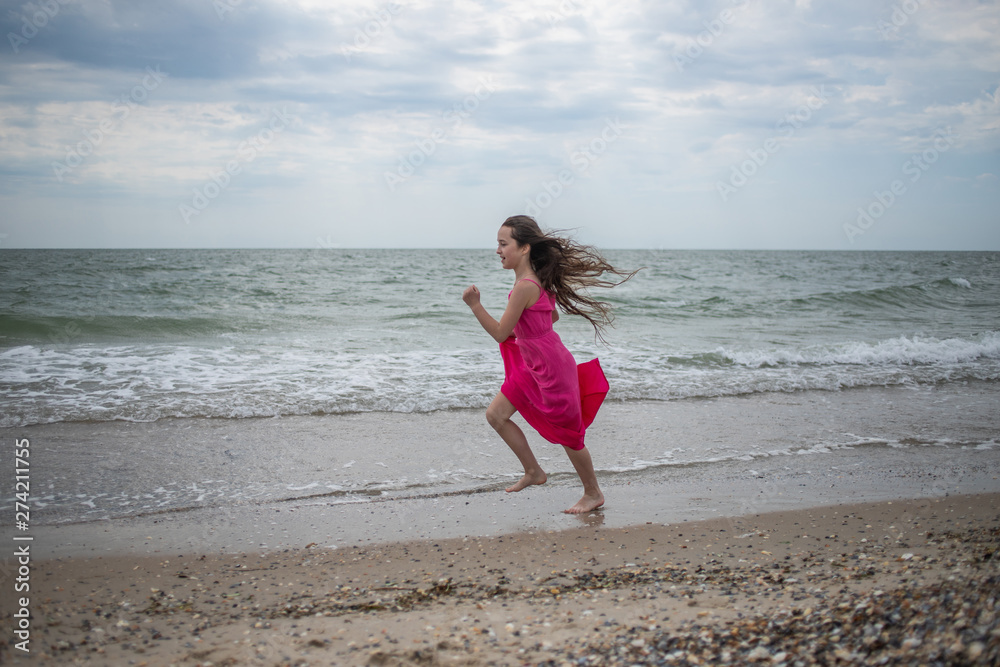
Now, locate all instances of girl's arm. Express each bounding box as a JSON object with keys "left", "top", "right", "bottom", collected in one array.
[{"left": 463, "top": 281, "right": 539, "bottom": 343}]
